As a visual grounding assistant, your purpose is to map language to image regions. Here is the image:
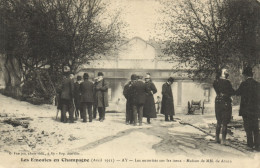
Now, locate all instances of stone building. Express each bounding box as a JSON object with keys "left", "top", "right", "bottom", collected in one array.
[{"left": 77, "top": 37, "right": 216, "bottom": 112}]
